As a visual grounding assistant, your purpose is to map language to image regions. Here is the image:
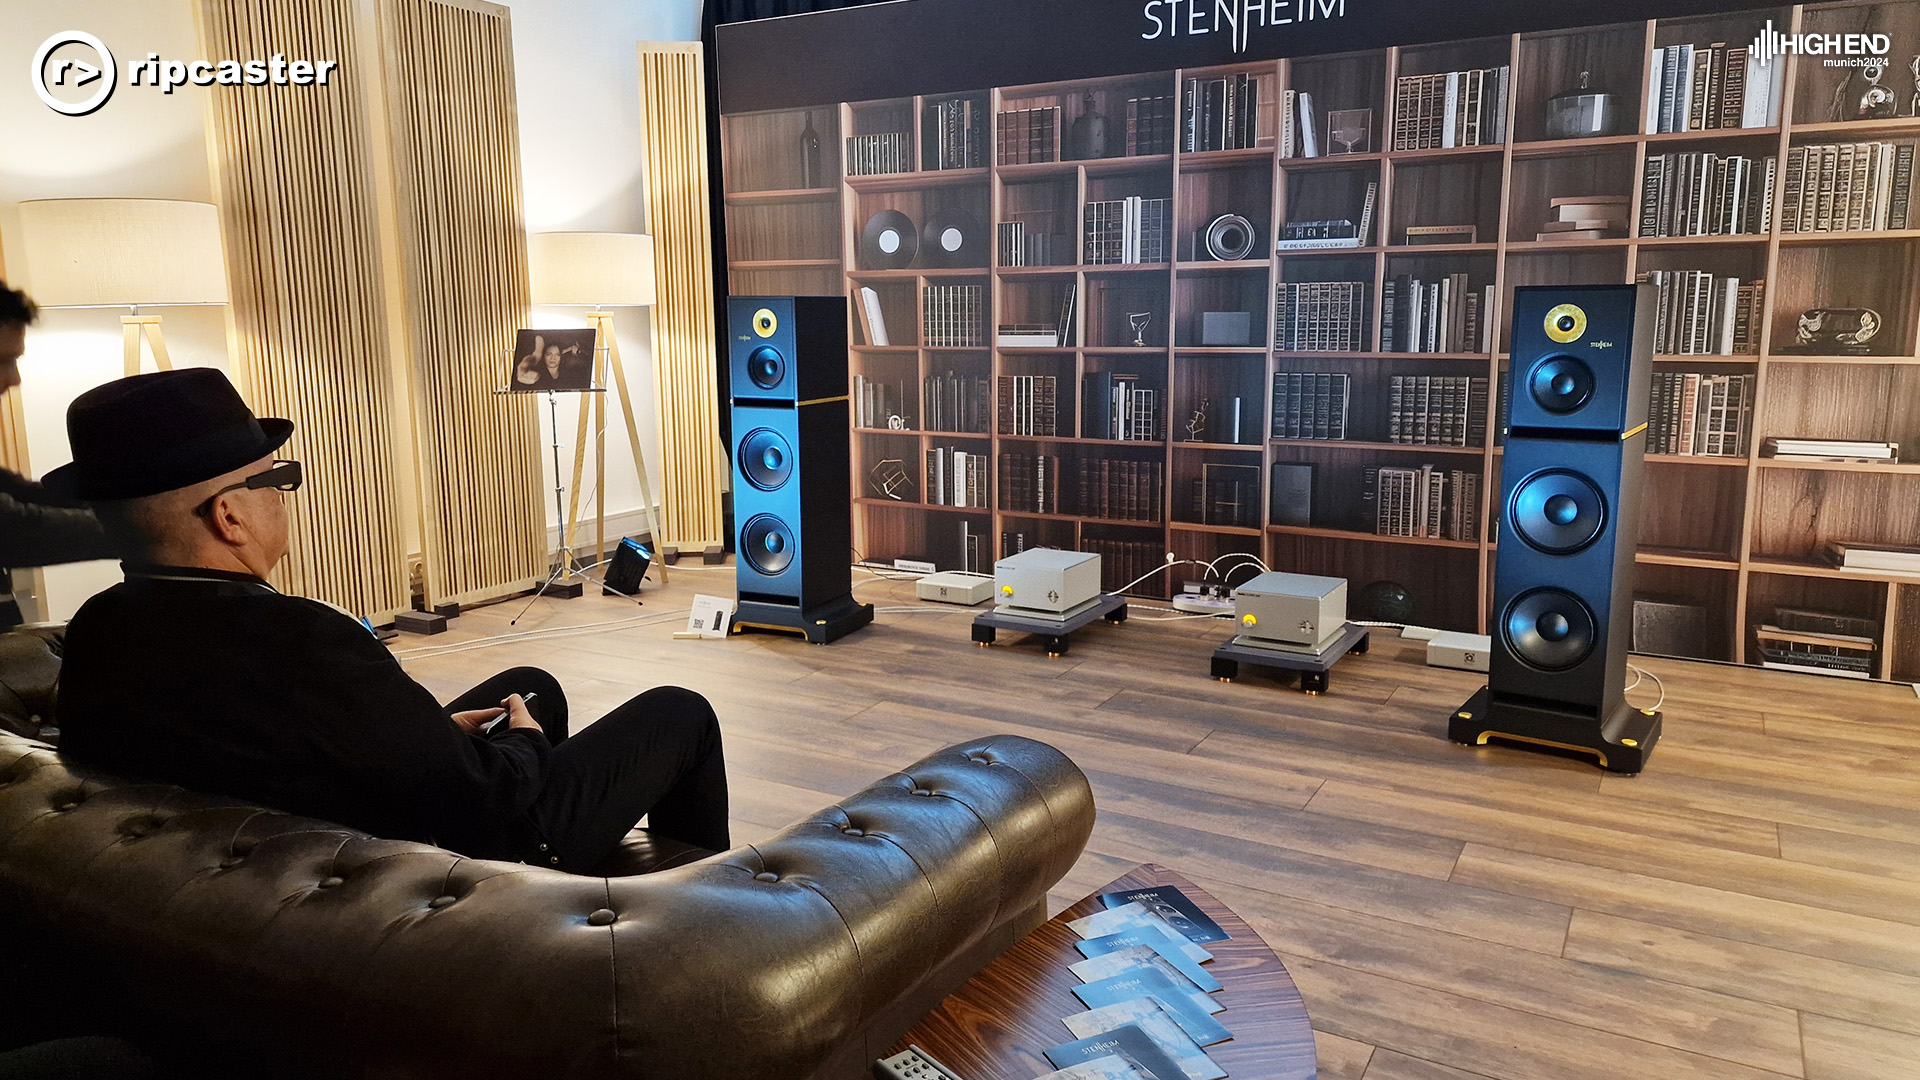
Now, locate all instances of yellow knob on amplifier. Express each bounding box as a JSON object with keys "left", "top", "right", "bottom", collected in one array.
[
  {"left": 1241, "top": 613, "right": 1257, "bottom": 627},
  {"left": 1001, "top": 585, "right": 1014, "bottom": 596},
  {"left": 1543, "top": 303, "right": 1587, "bottom": 343}
]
